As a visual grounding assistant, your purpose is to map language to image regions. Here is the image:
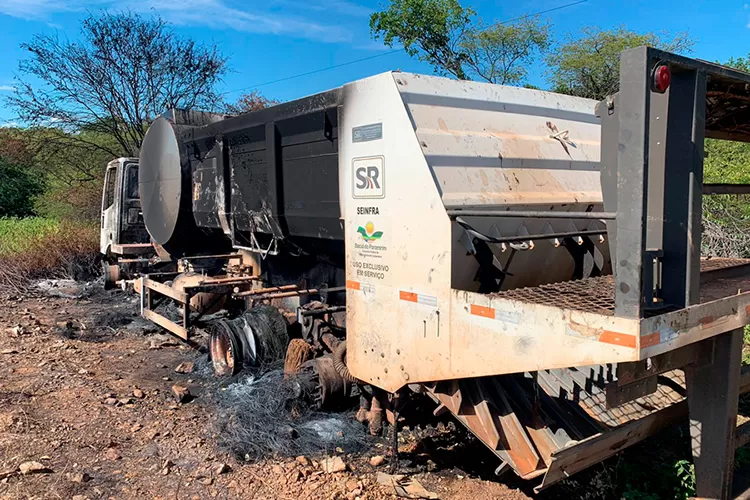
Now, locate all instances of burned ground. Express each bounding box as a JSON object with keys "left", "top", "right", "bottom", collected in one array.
[
  {"left": 0, "top": 284, "right": 531, "bottom": 500},
  {"left": 5, "top": 280, "right": 746, "bottom": 499}
]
